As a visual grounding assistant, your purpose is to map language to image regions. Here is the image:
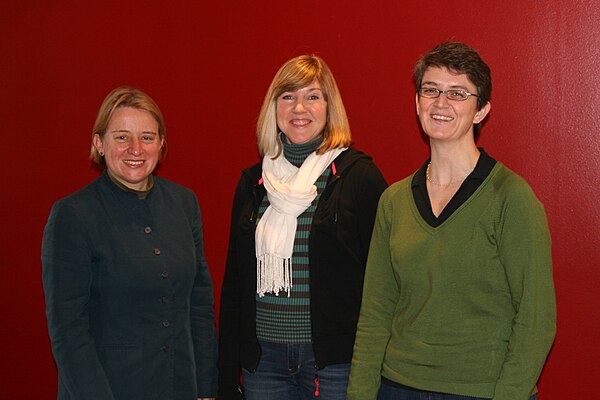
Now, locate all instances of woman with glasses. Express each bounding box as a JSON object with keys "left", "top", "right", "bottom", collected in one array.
[
  {"left": 347, "top": 42, "right": 556, "bottom": 400},
  {"left": 217, "top": 55, "right": 387, "bottom": 400}
]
